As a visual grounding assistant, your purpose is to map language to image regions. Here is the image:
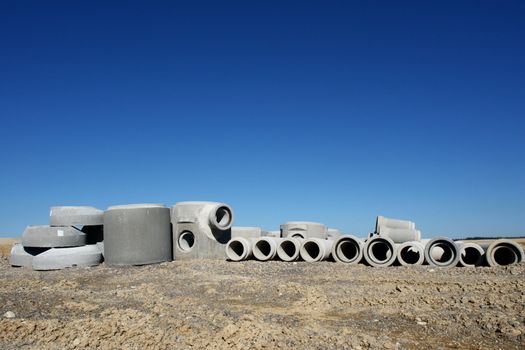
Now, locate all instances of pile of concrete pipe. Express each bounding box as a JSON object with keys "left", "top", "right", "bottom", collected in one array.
[
  {"left": 10, "top": 204, "right": 524, "bottom": 270},
  {"left": 226, "top": 216, "right": 524, "bottom": 268}
]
